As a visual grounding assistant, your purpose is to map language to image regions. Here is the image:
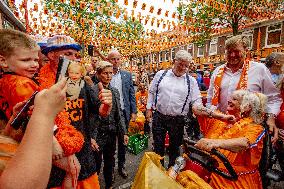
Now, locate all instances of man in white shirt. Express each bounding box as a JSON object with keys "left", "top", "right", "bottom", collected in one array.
[
  {"left": 206, "top": 35, "right": 282, "bottom": 144},
  {"left": 146, "top": 50, "right": 233, "bottom": 167}
]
